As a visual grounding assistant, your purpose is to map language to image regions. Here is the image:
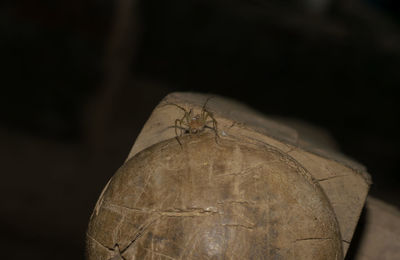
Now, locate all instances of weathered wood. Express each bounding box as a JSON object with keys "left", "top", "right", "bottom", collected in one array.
[
  {"left": 354, "top": 197, "right": 400, "bottom": 260},
  {"left": 86, "top": 92, "right": 370, "bottom": 259}
]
